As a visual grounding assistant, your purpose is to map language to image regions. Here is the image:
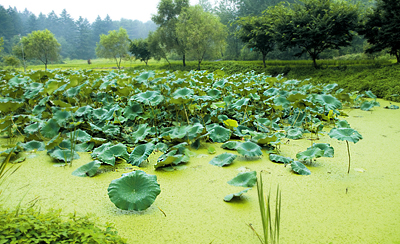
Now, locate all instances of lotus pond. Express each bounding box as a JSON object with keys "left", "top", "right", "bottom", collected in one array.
[{"left": 0, "top": 69, "right": 399, "bottom": 243}]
